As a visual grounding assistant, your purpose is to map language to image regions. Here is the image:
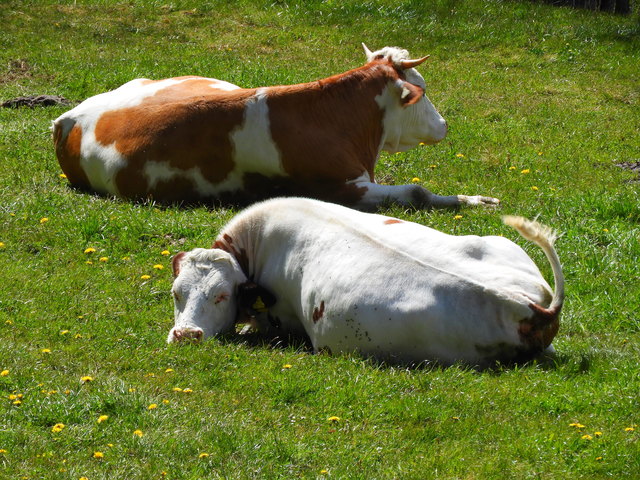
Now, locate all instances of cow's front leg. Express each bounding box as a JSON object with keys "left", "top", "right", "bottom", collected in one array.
[{"left": 353, "top": 181, "right": 500, "bottom": 210}]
